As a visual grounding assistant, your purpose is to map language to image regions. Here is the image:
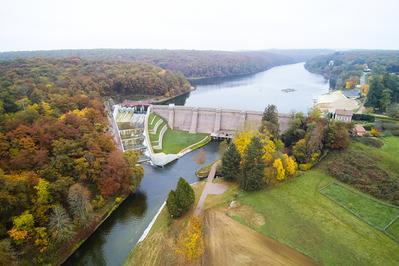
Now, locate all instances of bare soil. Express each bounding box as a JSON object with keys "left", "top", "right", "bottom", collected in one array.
[{"left": 203, "top": 209, "right": 317, "bottom": 266}]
